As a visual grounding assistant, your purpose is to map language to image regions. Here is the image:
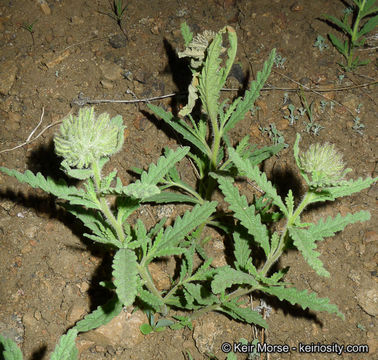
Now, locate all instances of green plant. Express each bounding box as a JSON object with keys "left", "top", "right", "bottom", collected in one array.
[
  {"left": 21, "top": 20, "right": 37, "bottom": 45},
  {"left": 140, "top": 310, "right": 174, "bottom": 334},
  {"left": 284, "top": 104, "right": 298, "bottom": 125},
  {"left": 104, "top": 0, "right": 128, "bottom": 39},
  {"left": 313, "top": 35, "right": 329, "bottom": 51},
  {"left": 0, "top": 25, "right": 376, "bottom": 352},
  {"left": 323, "top": 0, "right": 378, "bottom": 71},
  {"left": 0, "top": 329, "right": 78, "bottom": 360}
]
